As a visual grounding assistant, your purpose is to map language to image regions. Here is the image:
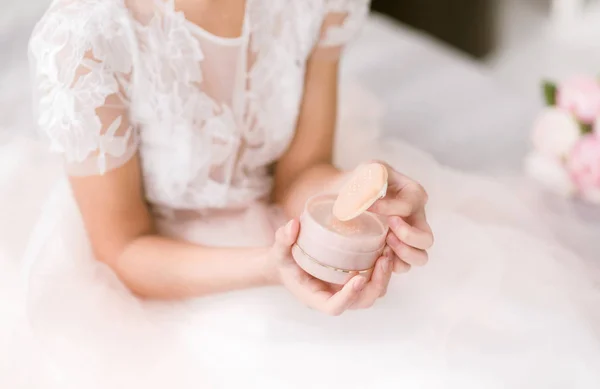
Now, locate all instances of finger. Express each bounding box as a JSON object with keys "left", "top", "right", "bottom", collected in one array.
[
  {"left": 318, "top": 276, "right": 366, "bottom": 316},
  {"left": 388, "top": 216, "right": 434, "bottom": 250},
  {"left": 369, "top": 183, "right": 427, "bottom": 218},
  {"left": 411, "top": 215, "right": 434, "bottom": 250},
  {"left": 351, "top": 249, "right": 393, "bottom": 308},
  {"left": 368, "top": 162, "right": 429, "bottom": 204},
  {"left": 273, "top": 220, "right": 300, "bottom": 261},
  {"left": 409, "top": 208, "right": 433, "bottom": 235},
  {"left": 368, "top": 198, "right": 413, "bottom": 217},
  {"left": 387, "top": 233, "right": 429, "bottom": 267},
  {"left": 380, "top": 248, "right": 394, "bottom": 297},
  {"left": 392, "top": 255, "right": 411, "bottom": 273},
  {"left": 368, "top": 251, "right": 392, "bottom": 298}
]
